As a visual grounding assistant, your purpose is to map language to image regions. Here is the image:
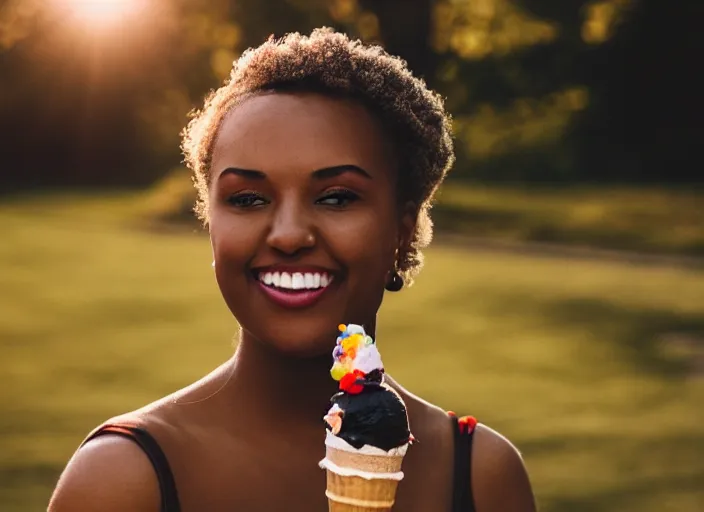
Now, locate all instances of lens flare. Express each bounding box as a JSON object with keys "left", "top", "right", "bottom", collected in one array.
[{"left": 63, "top": 0, "right": 141, "bottom": 25}]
